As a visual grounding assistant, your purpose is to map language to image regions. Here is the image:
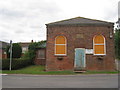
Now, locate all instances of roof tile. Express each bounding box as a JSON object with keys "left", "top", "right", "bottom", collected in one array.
[{"left": 46, "top": 17, "right": 113, "bottom": 26}]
